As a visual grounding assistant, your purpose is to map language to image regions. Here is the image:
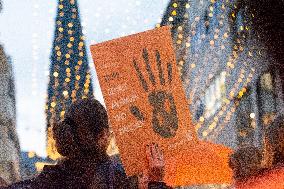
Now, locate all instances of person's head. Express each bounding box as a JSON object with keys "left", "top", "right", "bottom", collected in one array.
[
  {"left": 267, "top": 114, "right": 284, "bottom": 165},
  {"left": 229, "top": 145, "right": 262, "bottom": 181},
  {"left": 53, "top": 98, "right": 110, "bottom": 158}
]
